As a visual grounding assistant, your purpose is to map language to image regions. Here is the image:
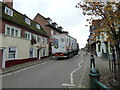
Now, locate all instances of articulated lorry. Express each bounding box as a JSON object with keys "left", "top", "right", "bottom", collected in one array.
[{"left": 51, "top": 34, "right": 79, "bottom": 59}]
